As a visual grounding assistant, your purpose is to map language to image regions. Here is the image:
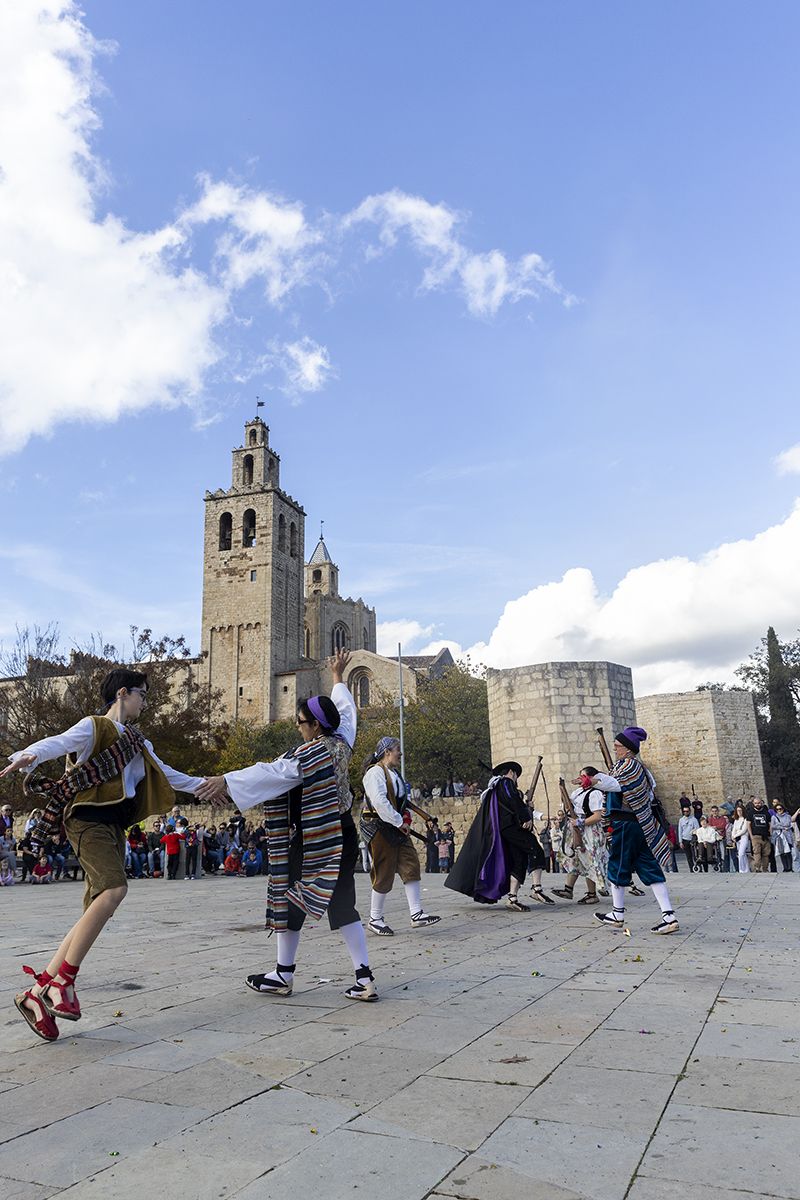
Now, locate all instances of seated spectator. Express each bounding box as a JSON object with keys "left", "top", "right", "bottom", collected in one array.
[
  {"left": 0, "top": 831, "right": 17, "bottom": 876},
  {"left": 224, "top": 847, "right": 242, "bottom": 876},
  {"left": 18, "top": 833, "right": 37, "bottom": 882},
  {"left": 147, "top": 820, "right": 163, "bottom": 876},
  {"left": 693, "top": 817, "right": 719, "bottom": 871},
  {"left": 0, "top": 803, "right": 14, "bottom": 837},
  {"left": 49, "top": 832, "right": 70, "bottom": 880},
  {"left": 0, "top": 855, "right": 15, "bottom": 886},
  {"left": 23, "top": 808, "right": 43, "bottom": 836},
  {"left": 127, "top": 825, "right": 148, "bottom": 878},
  {"left": 31, "top": 853, "right": 53, "bottom": 884},
  {"left": 203, "top": 826, "right": 222, "bottom": 874},
  {"left": 242, "top": 843, "right": 263, "bottom": 877}
]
